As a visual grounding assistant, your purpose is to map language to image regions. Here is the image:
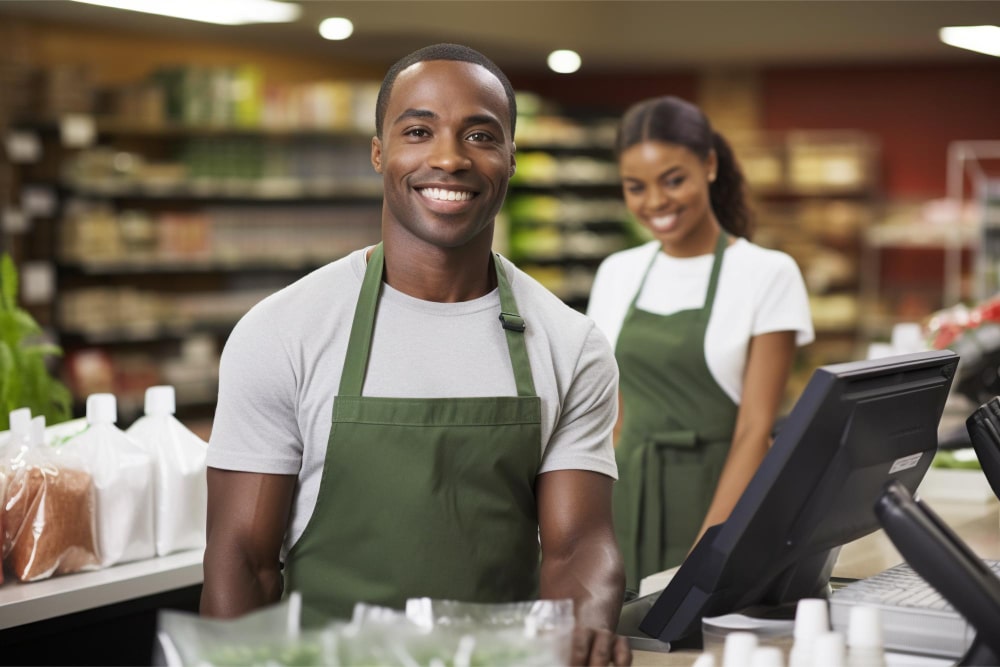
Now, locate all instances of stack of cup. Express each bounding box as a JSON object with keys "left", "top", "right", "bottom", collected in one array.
[{"left": 846, "top": 605, "right": 886, "bottom": 667}]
